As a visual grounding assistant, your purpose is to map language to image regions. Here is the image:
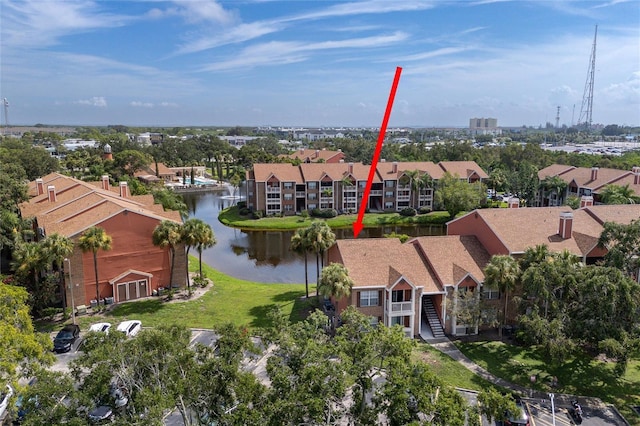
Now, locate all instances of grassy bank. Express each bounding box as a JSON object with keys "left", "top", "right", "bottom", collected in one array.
[
  {"left": 56, "top": 260, "right": 314, "bottom": 333},
  {"left": 456, "top": 340, "right": 640, "bottom": 424},
  {"left": 218, "top": 205, "right": 451, "bottom": 231}
]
